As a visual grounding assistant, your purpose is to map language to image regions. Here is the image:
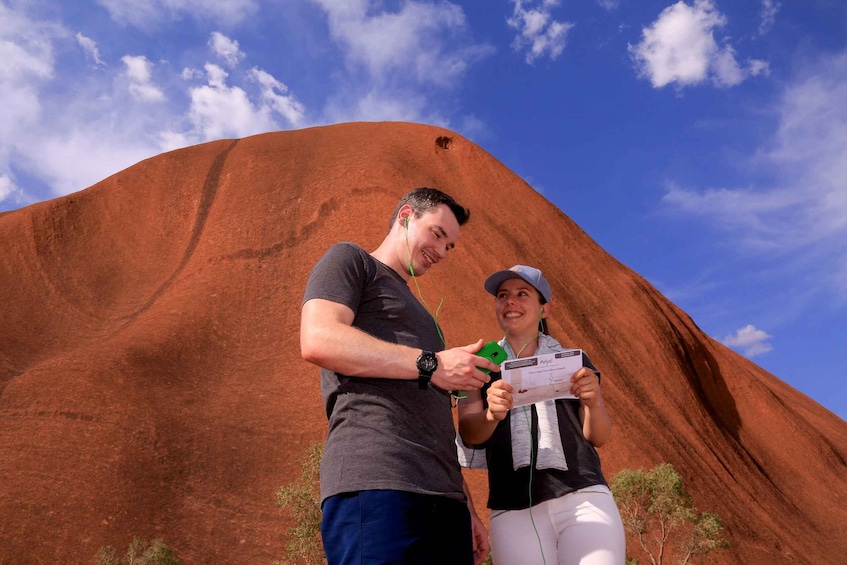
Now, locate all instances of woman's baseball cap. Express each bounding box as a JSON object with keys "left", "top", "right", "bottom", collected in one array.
[{"left": 484, "top": 265, "right": 551, "bottom": 303}]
